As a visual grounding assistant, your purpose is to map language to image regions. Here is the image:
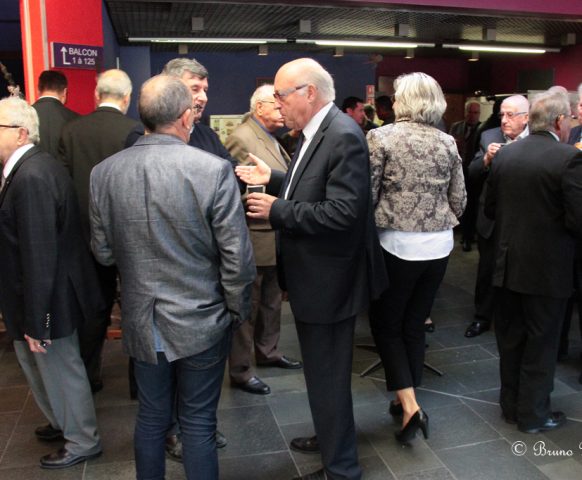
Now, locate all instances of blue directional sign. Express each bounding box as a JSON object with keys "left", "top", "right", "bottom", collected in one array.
[{"left": 51, "top": 42, "right": 103, "bottom": 70}]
